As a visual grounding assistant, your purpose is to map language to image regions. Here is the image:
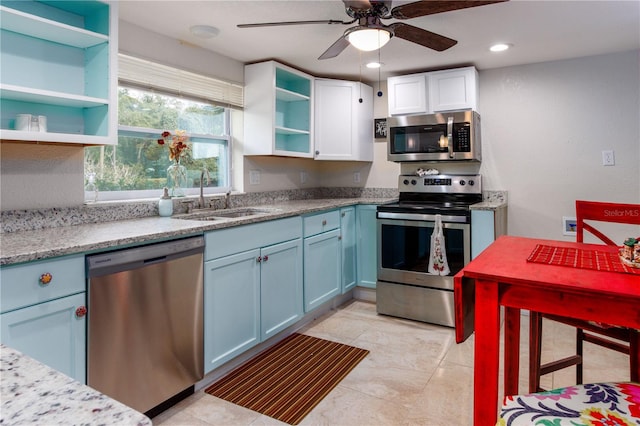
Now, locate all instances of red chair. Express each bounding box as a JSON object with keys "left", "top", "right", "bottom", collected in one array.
[{"left": 528, "top": 200, "right": 640, "bottom": 392}]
